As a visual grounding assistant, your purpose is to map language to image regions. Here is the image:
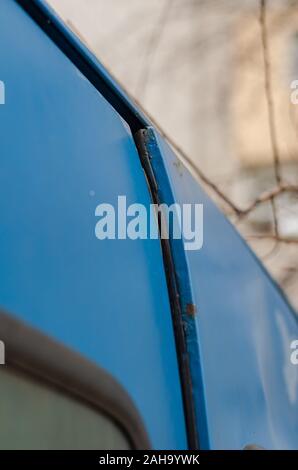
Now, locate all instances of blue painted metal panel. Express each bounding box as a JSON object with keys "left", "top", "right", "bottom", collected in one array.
[
  {"left": 16, "top": 0, "right": 149, "bottom": 133},
  {"left": 143, "top": 128, "right": 298, "bottom": 450},
  {"left": 0, "top": 0, "right": 187, "bottom": 449}
]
